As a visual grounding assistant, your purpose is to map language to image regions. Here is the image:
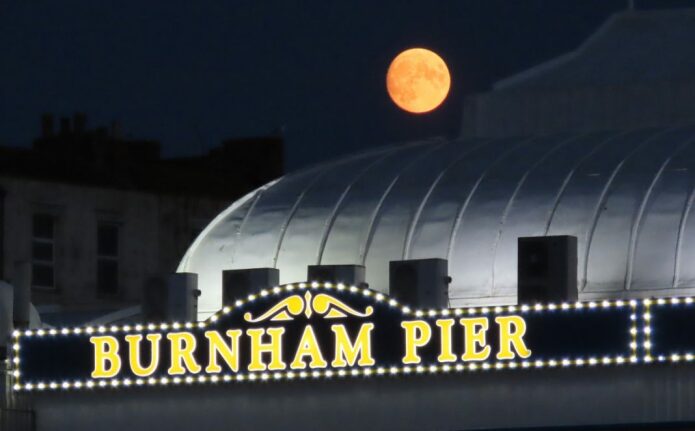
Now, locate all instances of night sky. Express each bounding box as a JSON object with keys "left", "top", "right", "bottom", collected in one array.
[{"left": 2, "top": 0, "right": 694, "bottom": 171}]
